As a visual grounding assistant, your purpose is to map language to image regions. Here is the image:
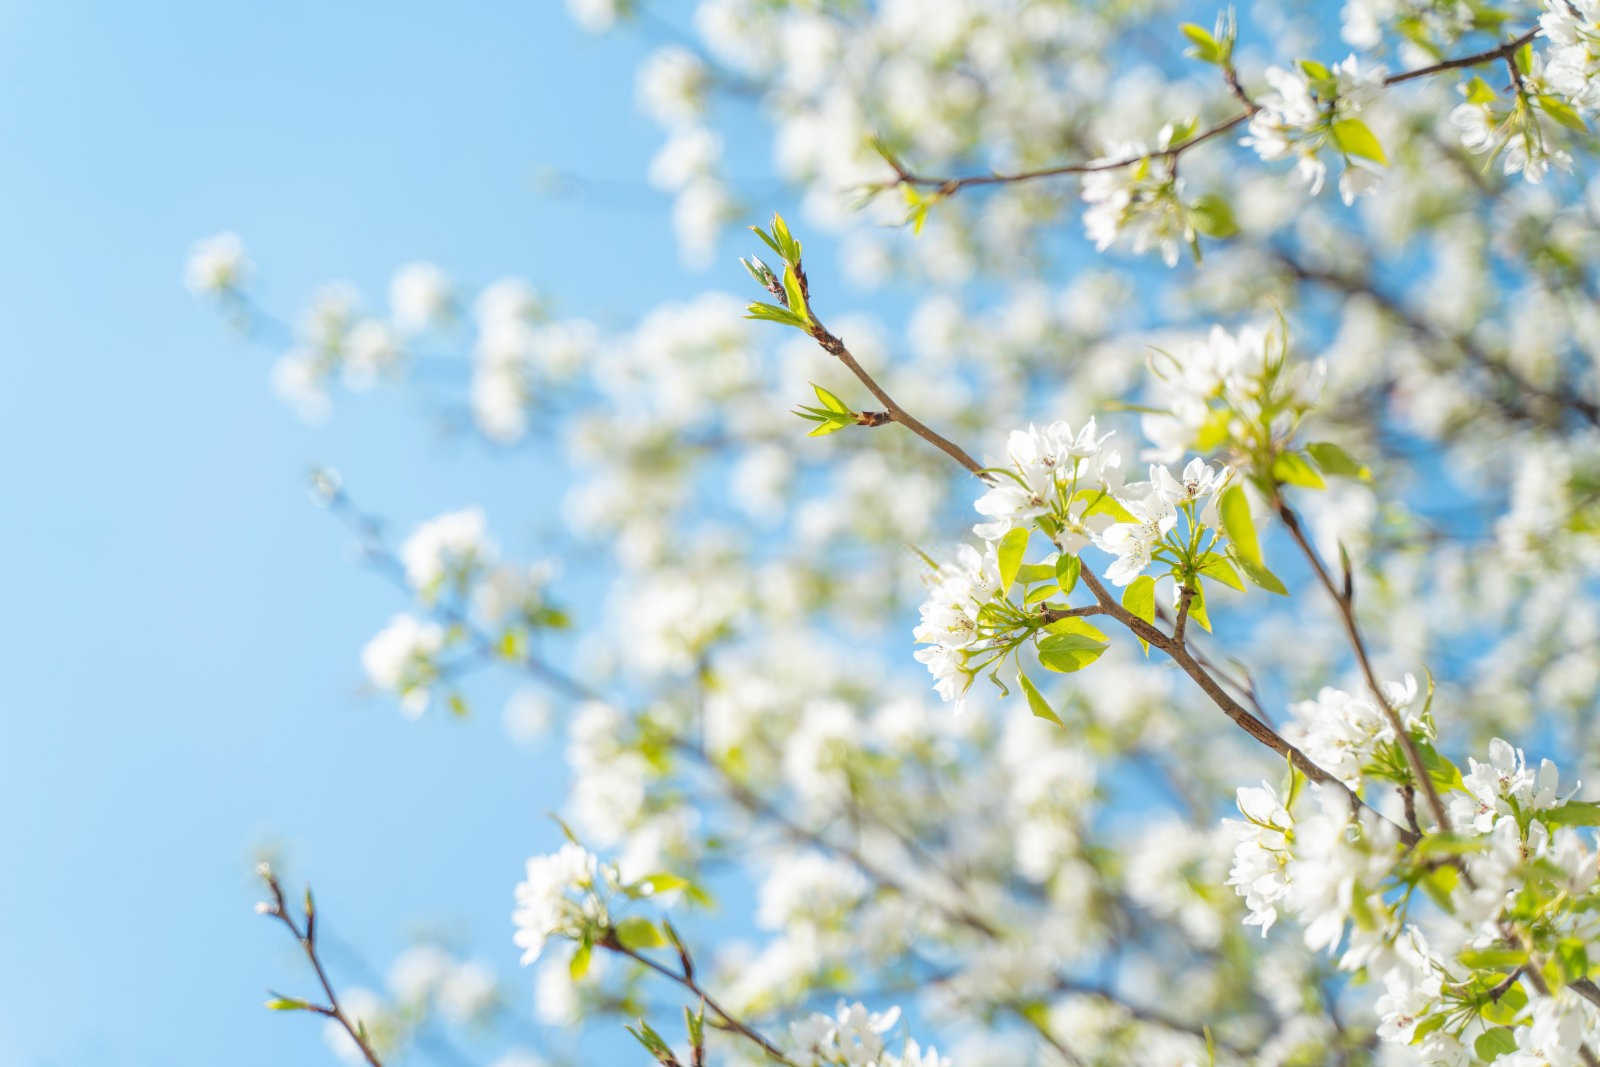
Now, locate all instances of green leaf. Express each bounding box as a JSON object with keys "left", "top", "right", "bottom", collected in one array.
[
  {"left": 1185, "top": 582, "right": 1211, "bottom": 633},
  {"left": 1331, "top": 117, "right": 1387, "bottom": 165},
  {"left": 1043, "top": 615, "right": 1107, "bottom": 640},
  {"left": 1055, "top": 553, "right": 1081, "bottom": 596},
  {"left": 627, "top": 1019, "right": 674, "bottom": 1061},
  {"left": 769, "top": 212, "right": 801, "bottom": 262},
  {"left": 1018, "top": 671, "right": 1062, "bottom": 725},
  {"left": 615, "top": 916, "right": 666, "bottom": 950},
  {"left": 1037, "top": 631, "right": 1109, "bottom": 673},
  {"left": 749, "top": 225, "right": 783, "bottom": 259},
  {"left": 1218, "top": 485, "right": 1260, "bottom": 563},
  {"left": 1299, "top": 58, "right": 1332, "bottom": 83},
  {"left": 1023, "top": 583, "right": 1058, "bottom": 606},
  {"left": 1073, "top": 487, "right": 1136, "bottom": 523},
  {"left": 1014, "top": 562, "right": 1057, "bottom": 584},
  {"left": 1189, "top": 194, "right": 1237, "bottom": 238},
  {"left": 1420, "top": 864, "right": 1459, "bottom": 912},
  {"left": 1180, "top": 22, "right": 1221, "bottom": 64},
  {"left": 1465, "top": 76, "right": 1497, "bottom": 106},
  {"left": 569, "top": 939, "right": 593, "bottom": 980},
  {"left": 1197, "top": 553, "right": 1244, "bottom": 592},
  {"left": 997, "top": 527, "right": 1029, "bottom": 591},
  {"left": 265, "top": 997, "right": 310, "bottom": 1011},
  {"left": 745, "top": 301, "right": 807, "bottom": 329},
  {"left": 1228, "top": 546, "right": 1289, "bottom": 595},
  {"left": 1482, "top": 982, "right": 1527, "bottom": 1025},
  {"left": 1545, "top": 801, "right": 1600, "bottom": 827},
  {"left": 1122, "top": 575, "right": 1156, "bottom": 653},
  {"left": 1557, "top": 938, "right": 1589, "bottom": 981},
  {"left": 1539, "top": 94, "right": 1588, "bottom": 133},
  {"left": 811, "top": 382, "right": 848, "bottom": 413},
  {"left": 1272, "top": 450, "right": 1327, "bottom": 489},
  {"left": 1306, "top": 441, "right": 1371, "bottom": 481},
  {"left": 782, "top": 264, "right": 810, "bottom": 325},
  {"left": 1459, "top": 946, "right": 1528, "bottom": 970},
  {"left": 634, "top": 872, "right": 690, "bottom": 896},
  {"left": 1474, "top": 1027, "right": 1519, "bottom": 1060}
]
